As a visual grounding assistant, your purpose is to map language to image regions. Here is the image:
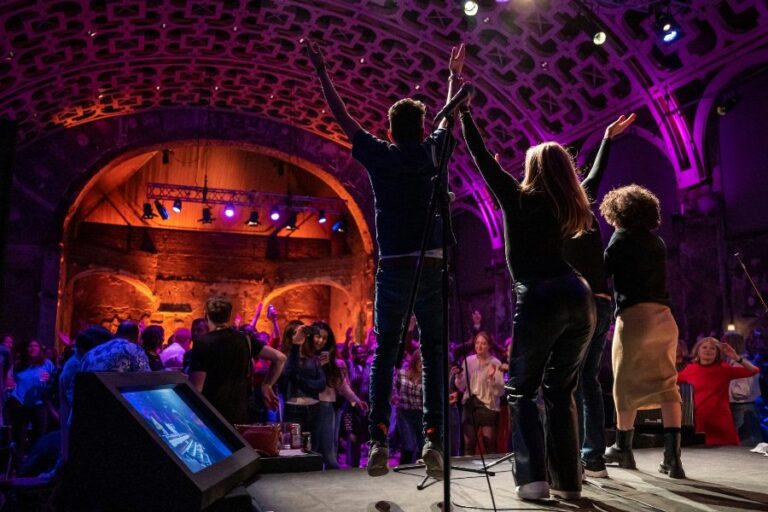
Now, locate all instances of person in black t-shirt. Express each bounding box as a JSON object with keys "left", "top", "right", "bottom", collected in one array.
[
  {"left": 305, "top": 38, "right": 465, "bottom": 479},
  {"left": 189, "top": 297, "right": 286, "bottom": 425}
]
